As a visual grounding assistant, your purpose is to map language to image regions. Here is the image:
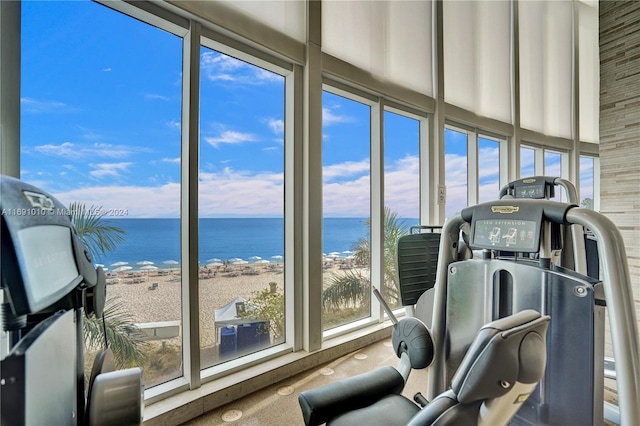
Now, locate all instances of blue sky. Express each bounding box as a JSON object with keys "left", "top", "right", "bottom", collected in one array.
[
  {"left": 20, "top": 1, "right": 433, "bottom": 219},
  {"left": 19, "top": 1, "right": 588, "bottom": 219}
]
